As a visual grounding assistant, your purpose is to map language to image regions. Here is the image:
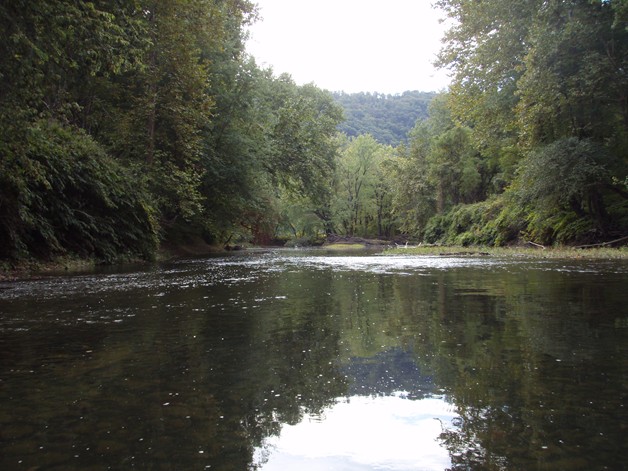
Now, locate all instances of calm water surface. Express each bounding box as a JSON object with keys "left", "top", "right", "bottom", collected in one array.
[{"left": 0, "top": 250, "right": 627, "bottom": 470}]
